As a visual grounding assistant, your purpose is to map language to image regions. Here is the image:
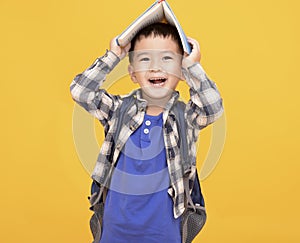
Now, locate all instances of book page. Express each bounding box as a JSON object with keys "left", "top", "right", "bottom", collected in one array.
[
  {"left": 162, "top": 1, "right": 191, "bottom": 54},
  {"left": 117, "top": 2, "right": 164, "bottom": 47}
]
